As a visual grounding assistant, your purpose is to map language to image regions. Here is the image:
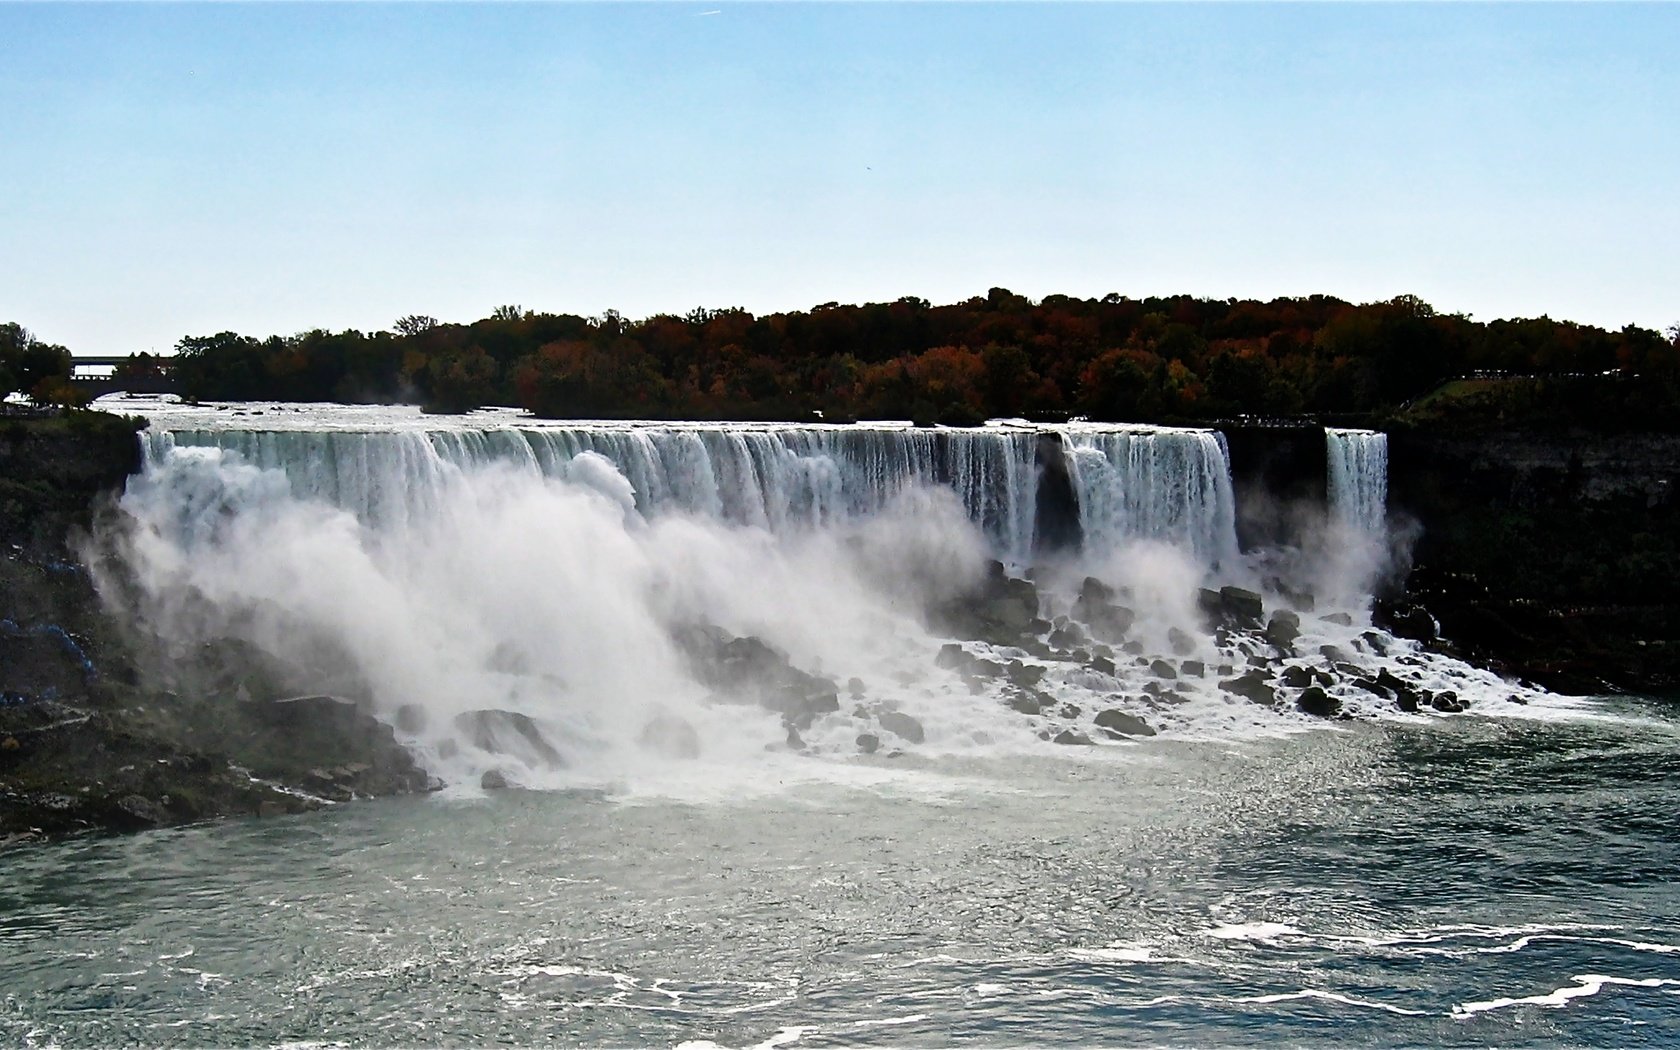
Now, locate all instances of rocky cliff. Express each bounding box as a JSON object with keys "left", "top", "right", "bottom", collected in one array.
[
  {"left": 1387, "top": 427, "right": 1680, "bottom": 695},
  {"left": 1, "top": 410, "right": 435, "bottom": 845}
]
